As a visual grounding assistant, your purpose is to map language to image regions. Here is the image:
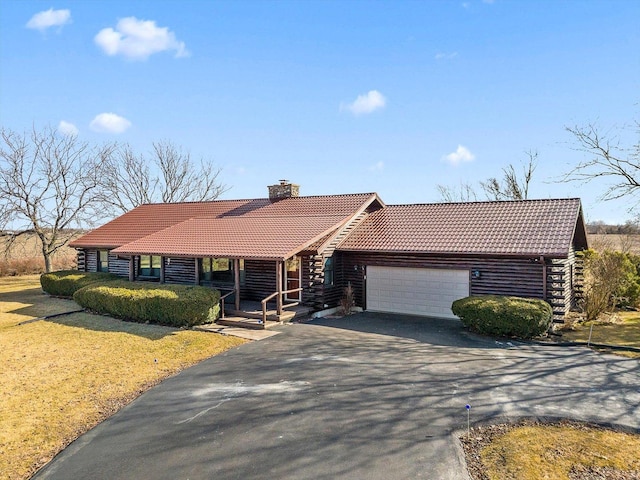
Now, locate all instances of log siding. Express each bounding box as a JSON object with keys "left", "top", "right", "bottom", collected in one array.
[
  {"left": 108, "top": 253, "right": 129, "bottom": 277},
  {"left": 245, "top": 260, "right": 277, "bottom": 301},
  {"left": 85, "top": 249, "right": 97, "bottom": 272},
  {"left": 76, "top": 249, "right": 86, "bottom": 272},
  {"left": 338, "top": 251, "right": 550, "bottom": 310},
  {"left": 164, "top": 257, "right": 197, "bottom": 284}
]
